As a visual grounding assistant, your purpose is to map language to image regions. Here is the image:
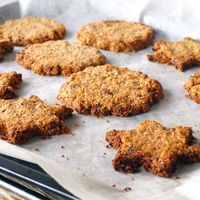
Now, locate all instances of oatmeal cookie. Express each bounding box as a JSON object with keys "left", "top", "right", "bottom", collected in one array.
[
  {"left": 106, "top": 120, "right": 200, "bottom": 177},
  {"left": 57, "top": 64, "right": 163, "bottom": 117},
  {"left": 0, "top": 95, "right": 72, "bottom": 144},
  {"left": 0, "top": 39, "right": 13, "bottom": 60},
  {"left": 0, "top": 16, "right": 65, "bottom": 46},
  {"left": 184, "top": 72, "right": 200, "bottom": 104},
  {"left": 147, "top": 37, "right": 200, "bottom": 71},
  {"left": 77, "top": 20, "right": 154, "bottom": 52},
  {"left": 0, "top": 71, "right": 22, "bottom": 99},
  {"left": 16, "top": 40, "right": 106, "bottom": 76}
]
